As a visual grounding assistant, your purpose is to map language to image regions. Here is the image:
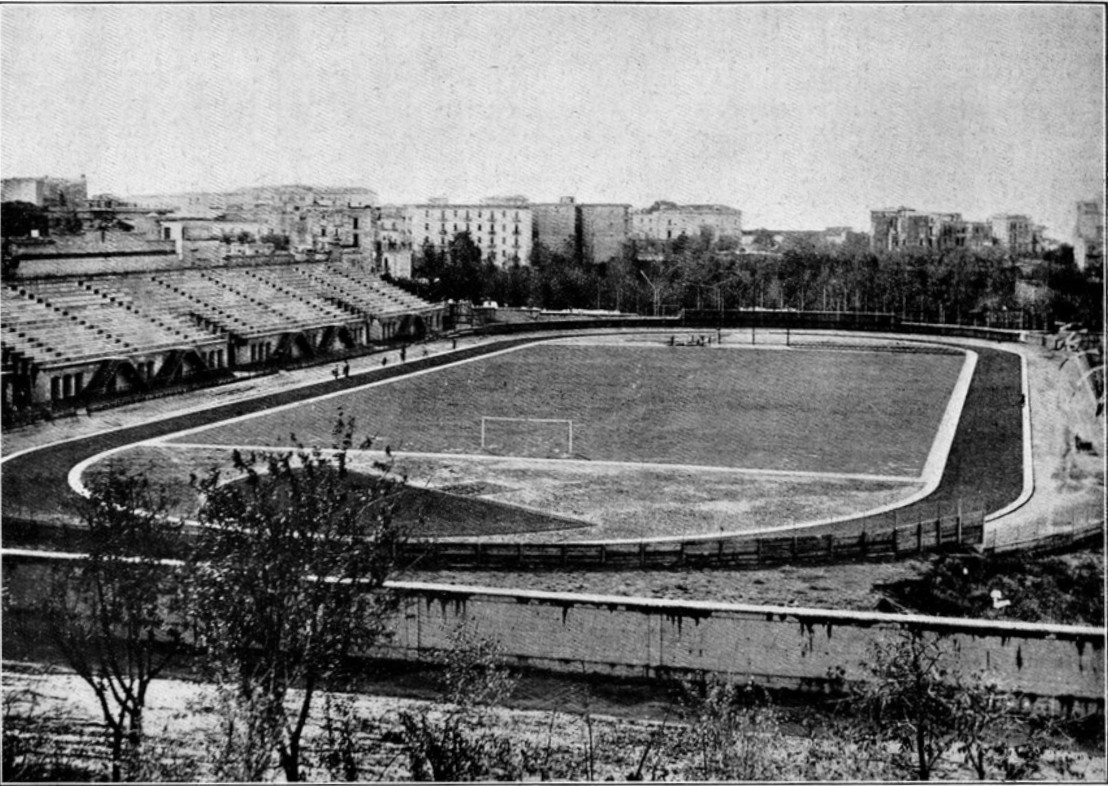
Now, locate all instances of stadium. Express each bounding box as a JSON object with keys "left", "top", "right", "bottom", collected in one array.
[{"left": 2, "top": 251, "right": 1104, "bottom": 783}]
